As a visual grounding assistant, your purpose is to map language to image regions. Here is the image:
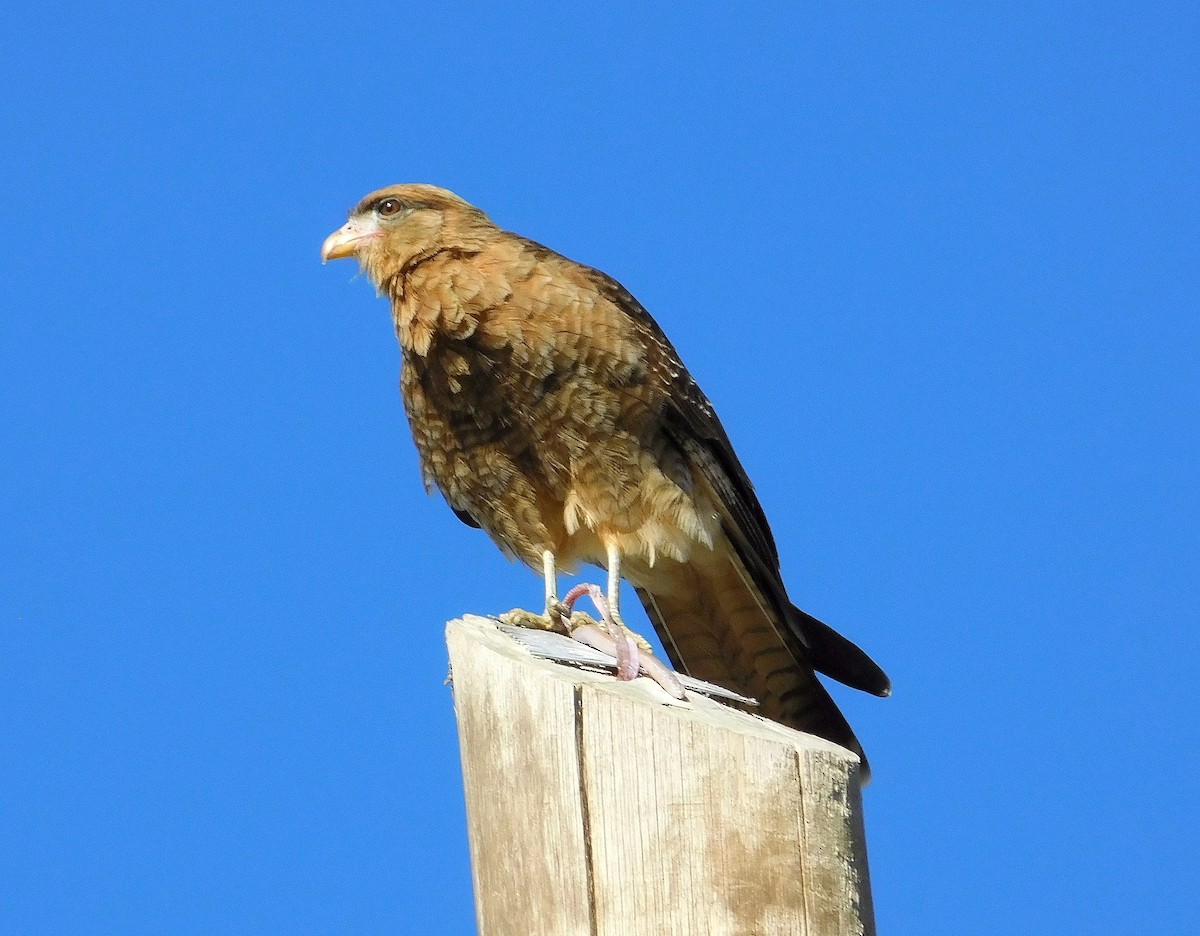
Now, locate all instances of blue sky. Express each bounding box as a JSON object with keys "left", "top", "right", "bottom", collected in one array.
[{"left": 2, "top": 3, "right": 1197, "bottom": 933}]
